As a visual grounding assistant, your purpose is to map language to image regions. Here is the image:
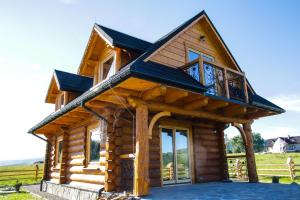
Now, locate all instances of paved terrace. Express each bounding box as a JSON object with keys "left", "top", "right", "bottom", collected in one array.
[{"left": 142, "top": 182, "right": 300, "bottom": 200}]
